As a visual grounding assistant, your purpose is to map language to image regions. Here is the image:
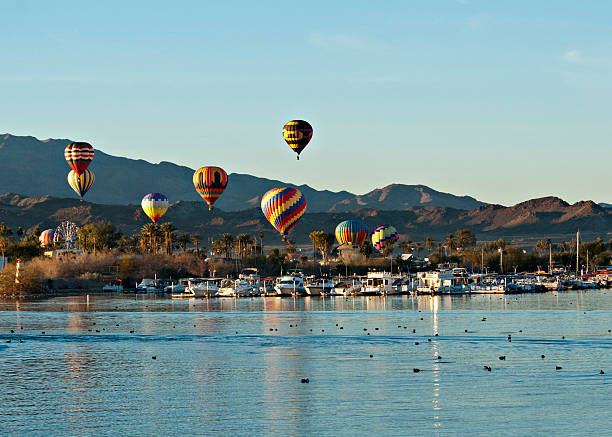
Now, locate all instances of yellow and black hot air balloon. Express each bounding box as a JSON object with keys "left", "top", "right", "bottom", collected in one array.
[
  {"left": 193, "top": 166, "right": 228, "bottom": 211},
  {"left": 67, "top": 169, "right": 94, "bottom": 201},
  {"left": 282, "top": 120, "right": 313, "bottom": 160}
]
